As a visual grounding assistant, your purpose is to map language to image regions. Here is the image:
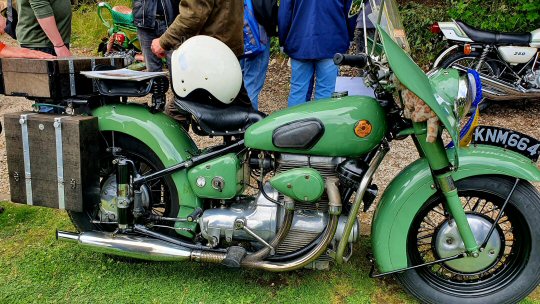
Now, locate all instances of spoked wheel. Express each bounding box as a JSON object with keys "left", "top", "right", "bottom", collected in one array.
[
  {"left": 397, "top": 176, "right": 540, "bottom": 304},
  {"left": 68, "top": 134, "right": 179, "bottom": 233},
  {"left": 440, "top": 52, "right": 501, "bottom": 112}
]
